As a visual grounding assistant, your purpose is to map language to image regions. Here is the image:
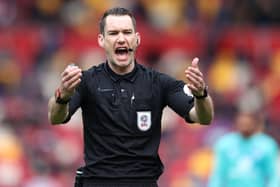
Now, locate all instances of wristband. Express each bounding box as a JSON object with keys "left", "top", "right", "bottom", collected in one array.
[{"left": 194, "top": 86, "right": 208, "bottom": 99}]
